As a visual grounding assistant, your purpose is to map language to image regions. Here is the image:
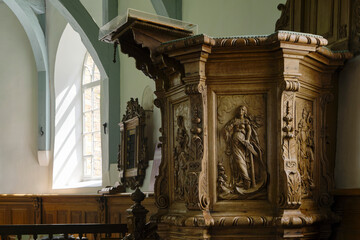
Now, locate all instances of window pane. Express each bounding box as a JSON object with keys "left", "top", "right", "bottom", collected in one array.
[
  {"left": 93, "top": 158, "right": 102, "bottom": 177},
  {"left": 93, "top": 66, "right": 100, "bottom": 82},
  {"left": 83, "top": 133, "right": 93, "bottom": 155},
  {"left": 83, "top": 88, "right": 92, "bottom": 111},
  {"left": 84, "top": 156, "right": 92, "bottom": 177},
  {"left": 83, "top": 68, "right": 92, "bottom": 84},
  {"left": 93, "top": 110, "right": 100, "bottom": 132},
  {"left": 83, "top": 111, "right": 92, "bottom": 133},
  {"left": 94, "top": 131, "right": 101, "bottom": 152},
  {"left": 93, "top": 86, "right": 100, "bottom": 110},
  {"left": 85, "top": 54, "right": 94, "bottom": 67},
  {"left": 82, "top": 52, "right": 102, "bottom": 180}
]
